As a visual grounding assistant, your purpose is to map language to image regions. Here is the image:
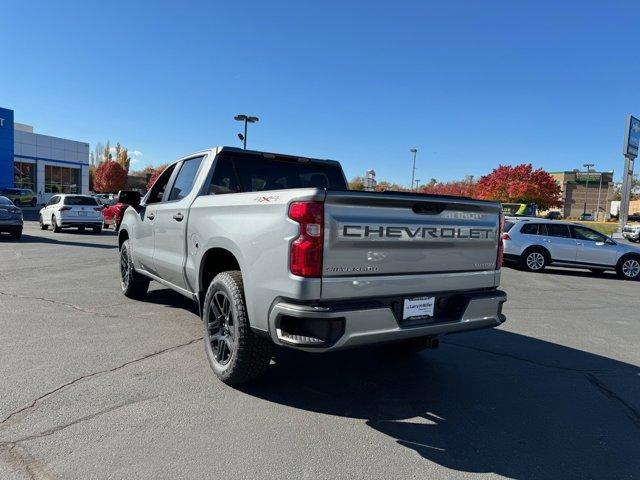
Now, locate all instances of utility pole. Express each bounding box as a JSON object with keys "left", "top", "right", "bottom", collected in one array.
[
  {"left": 583, "top": 163, "right": 594, "bottom": 216},
  {"left": 414, "top": 179, "right": 421, "bottom": 191},
  {"left": 234, "top": 114, "right": 259, "bottom": 150},
  {"left": 410, "top": 149, "right": 417, "bottom": 190}
]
